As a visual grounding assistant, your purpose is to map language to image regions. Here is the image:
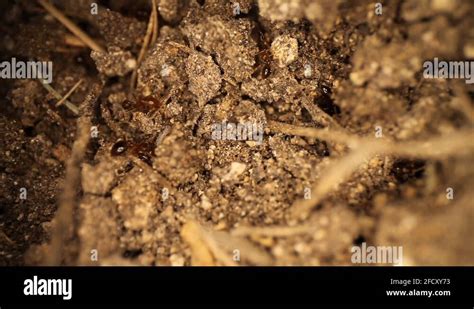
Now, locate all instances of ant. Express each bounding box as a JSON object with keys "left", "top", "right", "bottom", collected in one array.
[
  {"left": 111, "top": 138, "right": 155, "bottom": 166},
  {"left": 251, "top": 23, "right": 273, "bottom": 79},
  {"left": 252, "top": 49, "right": 272, "bottom": 79},
  {"left": 110, "top": 95, "right": 166, "bottom": 166},
  {"left": 122, "top": 95, "right": 162, "bottom": 114}
]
